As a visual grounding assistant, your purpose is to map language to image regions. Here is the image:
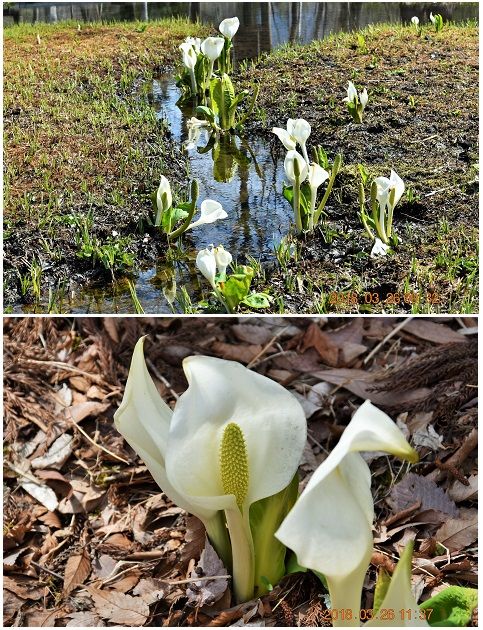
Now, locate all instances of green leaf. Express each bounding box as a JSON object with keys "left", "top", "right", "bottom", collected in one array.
[
  {"left": 250, "top": 473, "right": 299, "bottom": 596},
  {"left": 212, "top": 74, "right": 235, "bottom": 130},
  {"left": 283, "top": 184, "right": 294, "bottom": 206},
  {"left": 221, "top": 265, "right": 254, "bottom": 311},
  {"left": 195, "top": 105, "right": 215, "bottom": 124},
  {"left": 161, "top": 206, "right": 188, "bottom": 233},
  {"left": 421, "top": 586, "right": 477, "bottom": 627},
  {"left": 373, "top": 568, "right": 391, "bottom": 616},
  {"left": 242, "top": 293, "right": 271, "bottom": 309}
]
